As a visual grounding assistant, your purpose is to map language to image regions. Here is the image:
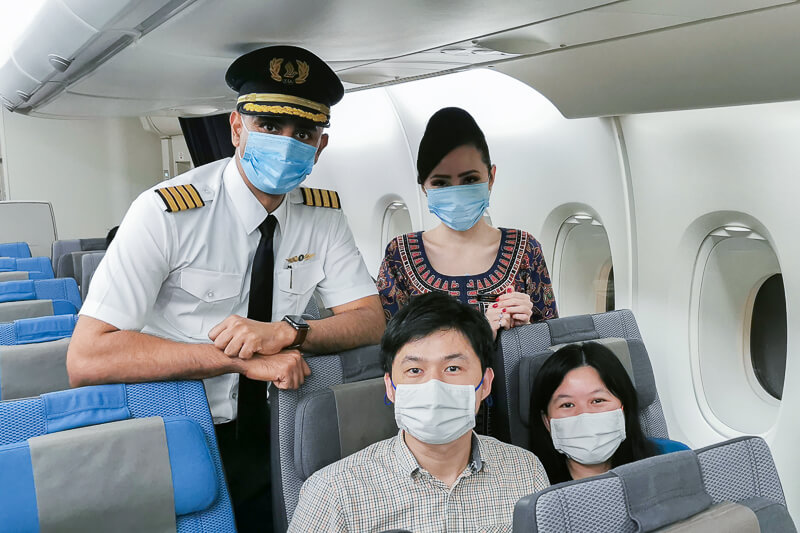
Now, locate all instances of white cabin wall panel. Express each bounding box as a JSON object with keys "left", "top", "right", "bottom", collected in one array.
[
  {"left": 384, "top": 70, "right": 631, "bottom": 308},
  {"left": 1, "top": 110, "right": 162, "bottom": 239},
  {"left": 621, "top": 101, "right": 800, "bottom": 515},
  {"left": 300, "top": 89, "right": 419, "bottom": 276}
]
